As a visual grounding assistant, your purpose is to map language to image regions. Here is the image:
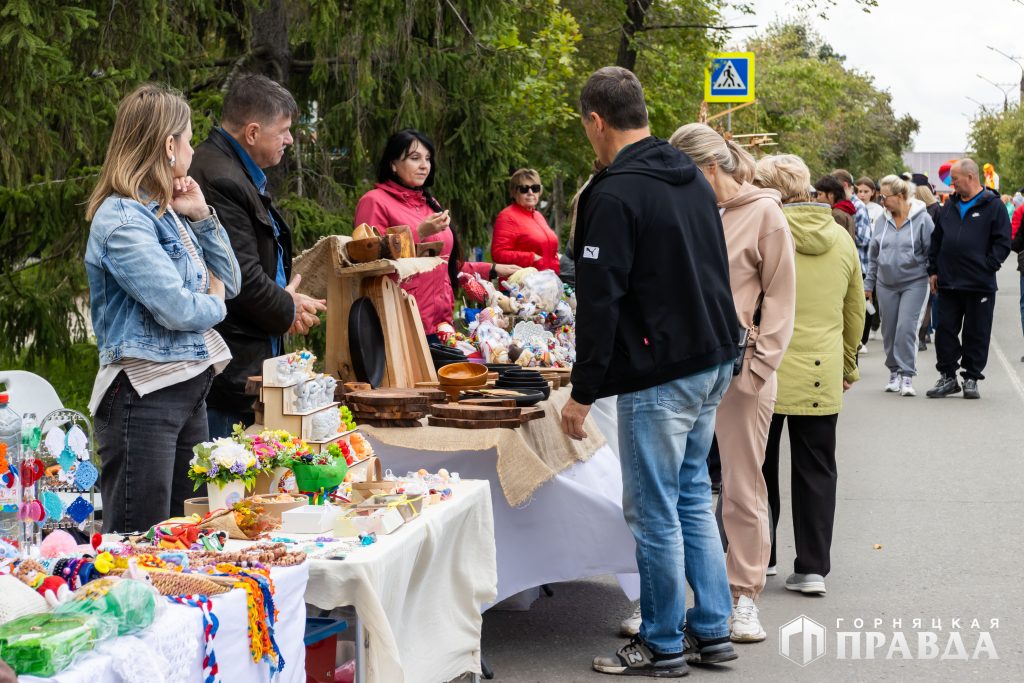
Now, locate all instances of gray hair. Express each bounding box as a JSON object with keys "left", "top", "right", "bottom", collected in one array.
[
  {"left": 754, "top": 154, "right": 812, "bottom": 204},
  {"left": 580, "top": 67, "right": 648, "bottom": 131},
  {"left": 953, "top": 158, "right": 980, "bottom": 179},
  {"left": 669, "top": 123, "right": 755, "bottom": 183},
  {"left": 222, "top": 73, "right": 298, "bottom": 128}
]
